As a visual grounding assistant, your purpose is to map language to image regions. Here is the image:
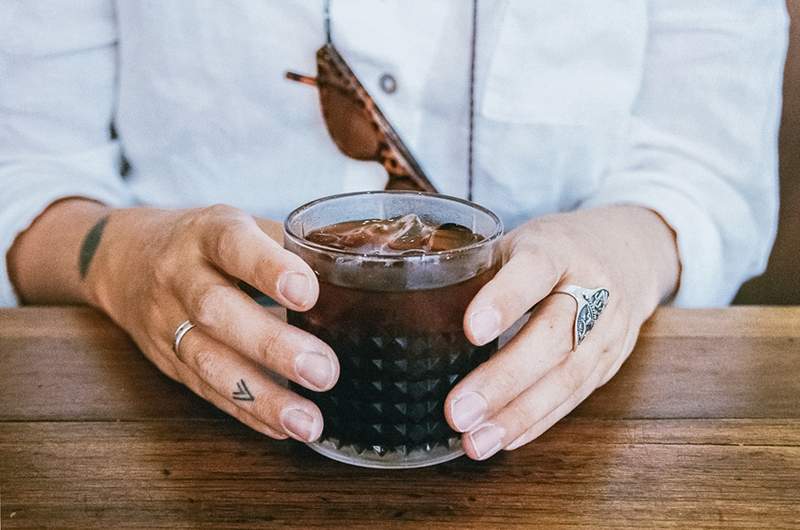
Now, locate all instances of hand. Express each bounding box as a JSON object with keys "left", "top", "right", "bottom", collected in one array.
[
  {"left": 83, "top": 204, "right": 339, "bottom": 443},
  {"left": 444, "top": 206, "right": 680, "bottom": 460}
]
